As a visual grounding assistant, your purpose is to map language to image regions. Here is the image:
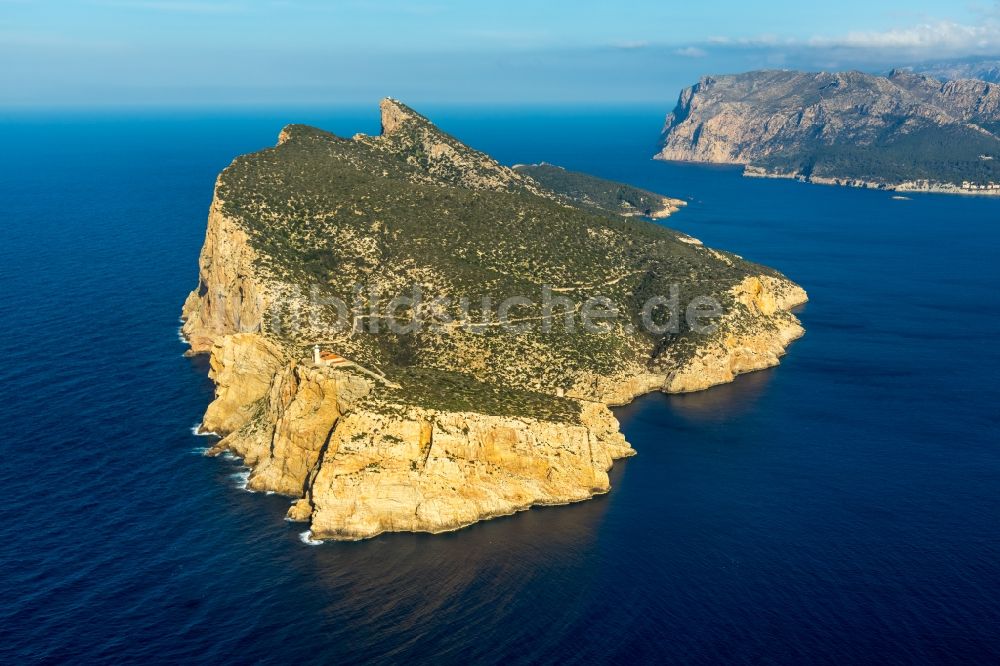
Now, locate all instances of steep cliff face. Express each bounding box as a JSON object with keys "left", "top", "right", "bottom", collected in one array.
[
  {"left": 660, "top": 276, "right": 806, "bottom": 393},
  {"left": 180, "top": 197, "right": 269, "bottom": 353},
  {"left": 569, "top": 275, "right": 807, "bottom": 404},
  {"left": 200, "top": 333, "right": 374, "bottom": 497},
  {"left": 303, "top": 400, "right": 631, "bottom": 540},
  {"left": 657, "top": 69, "right": 1000, "bottom": 190},
  {"left": 182, "top": 98, "right": 808, "bottom": 540},
  {"left": 197, "top": 332, "right": 633, "bottom": 540}
]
